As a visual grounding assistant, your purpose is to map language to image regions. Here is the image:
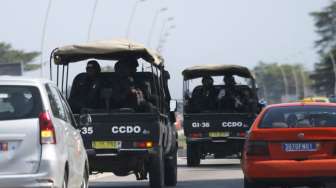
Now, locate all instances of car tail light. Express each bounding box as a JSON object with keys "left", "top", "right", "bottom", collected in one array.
[
  {"left": 190, "top": 133, "right": 202, "bottom": 138},
  {"left": 245, "top": 141, "right": 269, "bottom": 156},
  {"left": 133, "top": 141, "right": 153, "bottom": 148},
  {"left": 39, "top": 112, "right": 56, "bottom": 144}
]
